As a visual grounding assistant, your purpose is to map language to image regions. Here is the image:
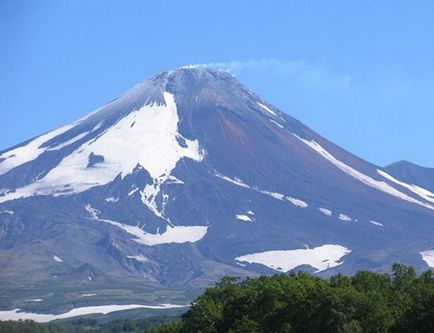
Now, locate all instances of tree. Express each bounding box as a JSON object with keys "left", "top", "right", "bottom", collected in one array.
[{"left": 149, "top": 264, "right": 434, "bottom": 333}]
